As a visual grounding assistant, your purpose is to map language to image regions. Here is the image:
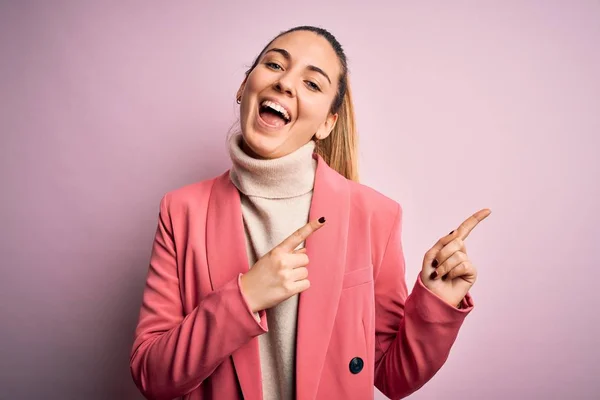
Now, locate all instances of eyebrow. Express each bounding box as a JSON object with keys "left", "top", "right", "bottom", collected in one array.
[{"left": 264, "top": 48, "right": 332, "bottom": 85}]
